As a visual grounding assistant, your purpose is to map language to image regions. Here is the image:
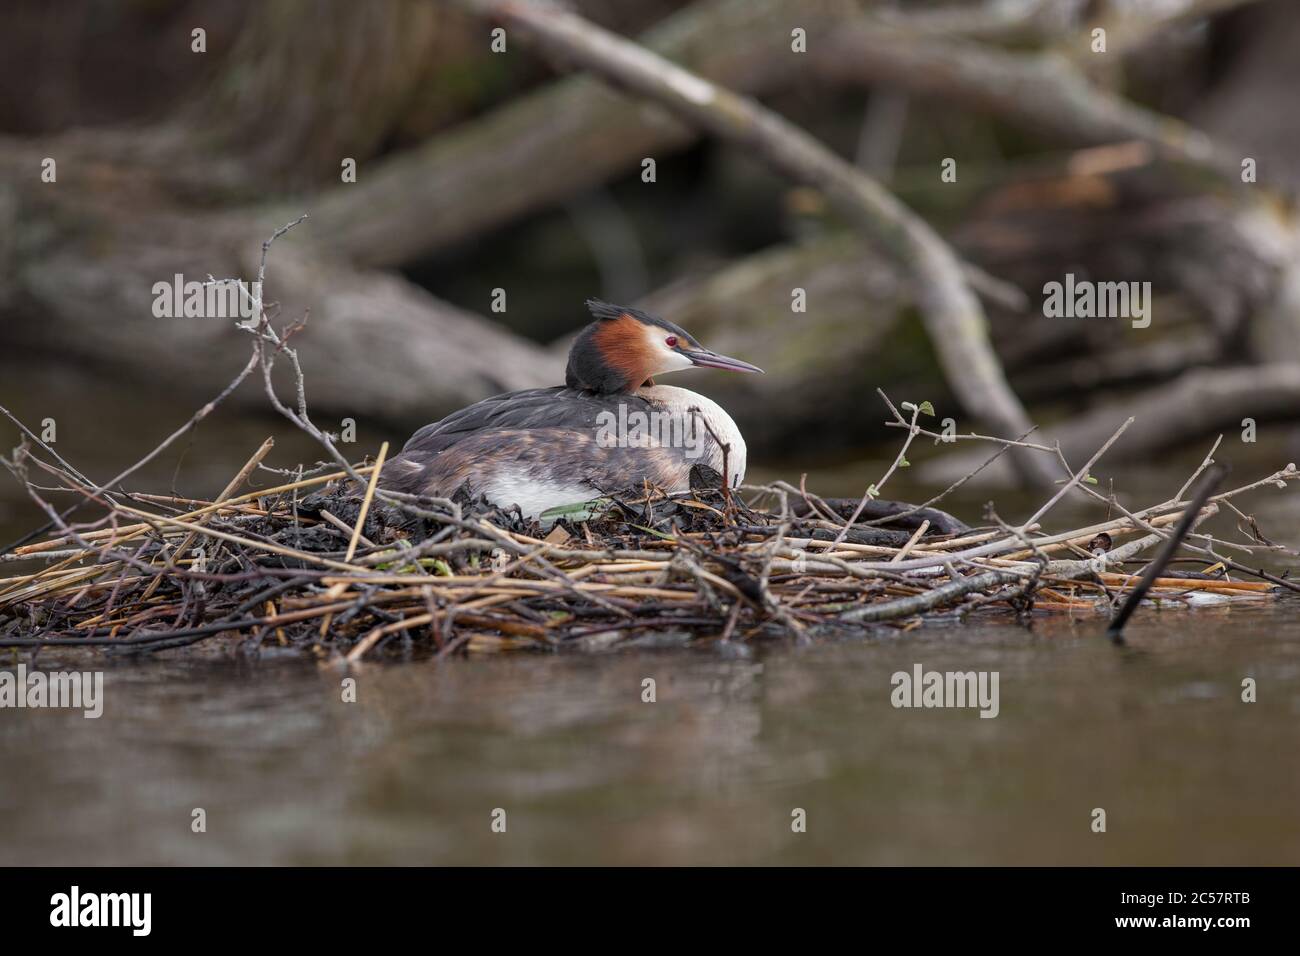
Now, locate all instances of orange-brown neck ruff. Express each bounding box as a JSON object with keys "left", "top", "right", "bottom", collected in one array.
[{"left": 592, "top": 313, "right": 655, "bottom": 391}]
